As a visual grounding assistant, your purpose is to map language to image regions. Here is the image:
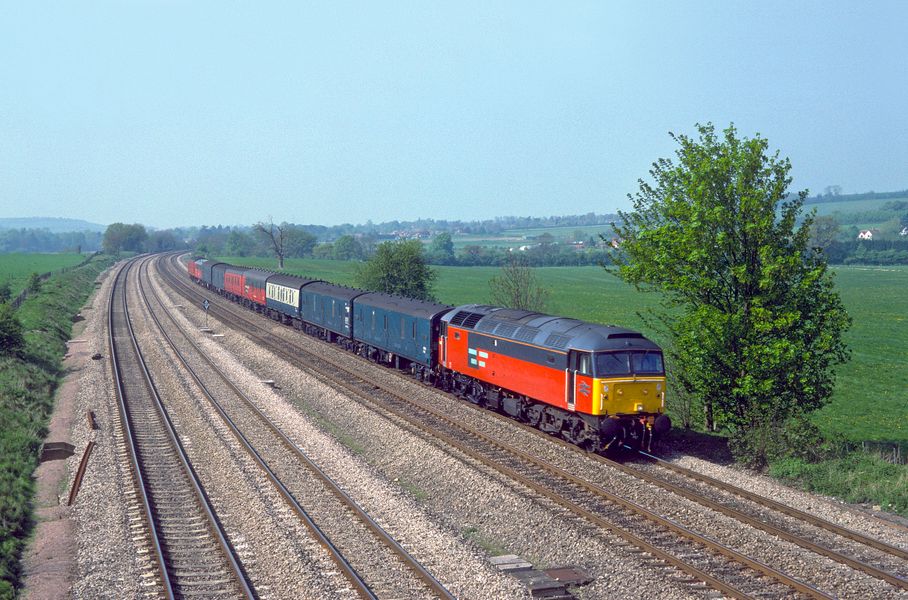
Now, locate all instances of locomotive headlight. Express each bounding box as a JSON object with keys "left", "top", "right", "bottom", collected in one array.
[{"left": 602, "top": 385, "right": 608, "bottom": 393}]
